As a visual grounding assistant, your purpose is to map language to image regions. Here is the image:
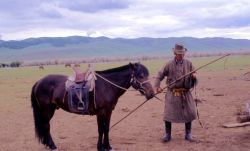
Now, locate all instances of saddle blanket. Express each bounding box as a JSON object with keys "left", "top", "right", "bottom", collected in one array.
[{"left": 66, "top": 81, "right": 90, "bottom": 114}]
